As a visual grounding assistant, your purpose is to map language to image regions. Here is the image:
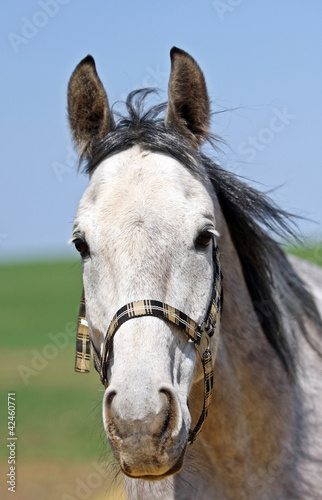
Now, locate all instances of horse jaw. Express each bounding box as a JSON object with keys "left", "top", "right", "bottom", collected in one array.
[{"left": 73, "top": 146, "right": 220, "bottom": 479}]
